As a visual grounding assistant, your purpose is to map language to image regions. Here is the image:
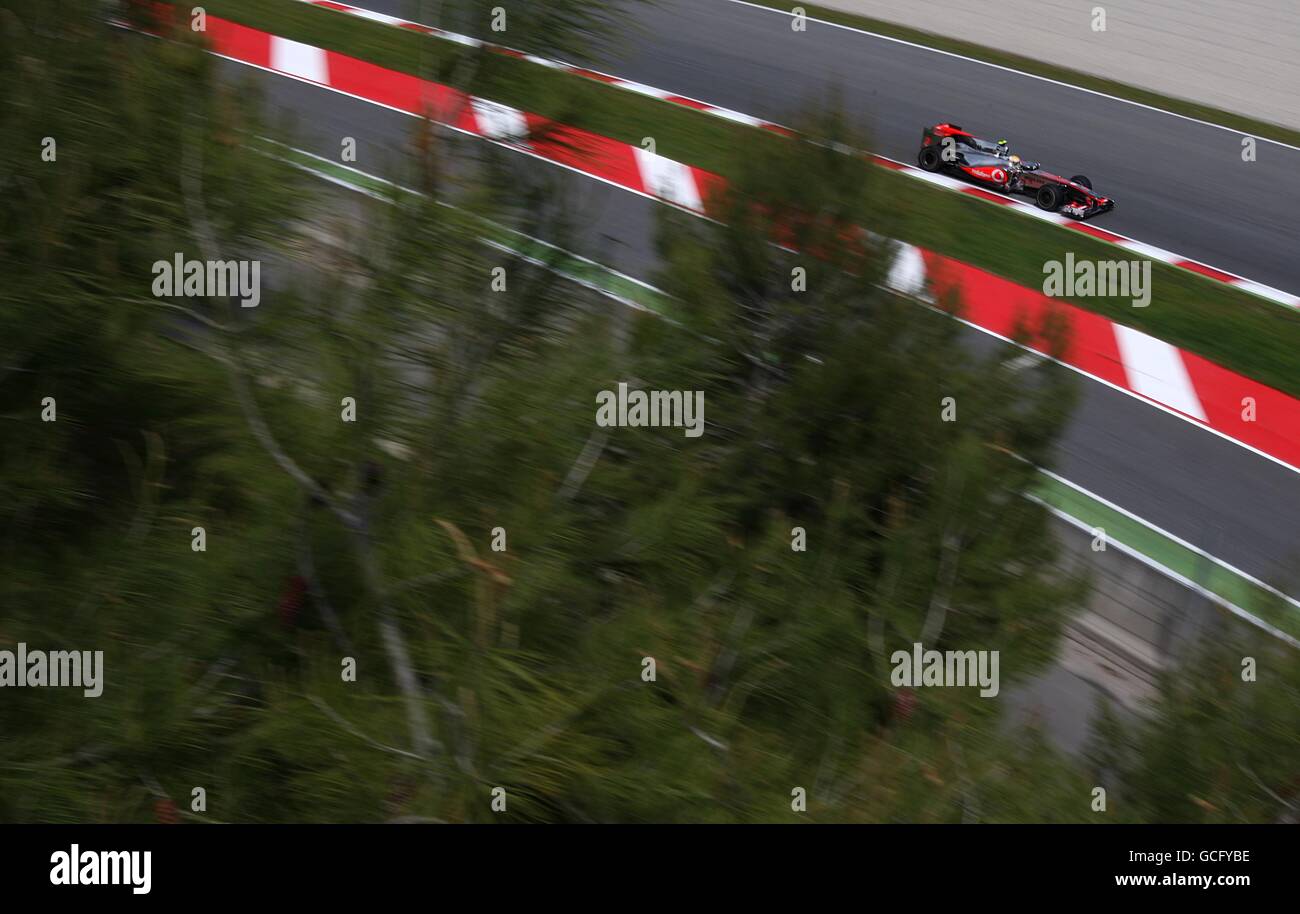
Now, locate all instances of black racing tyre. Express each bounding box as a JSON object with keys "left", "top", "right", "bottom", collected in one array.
[
  {"left": 1036, "top": 184, "right": 1065, "bottom": 211},
  {"left": 918, "top": 145, "right": 943, "bottom": 171},
  {"left": 1069, "top": 174, "right": 1093, "bottom": 189}
]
